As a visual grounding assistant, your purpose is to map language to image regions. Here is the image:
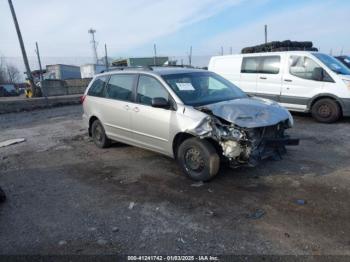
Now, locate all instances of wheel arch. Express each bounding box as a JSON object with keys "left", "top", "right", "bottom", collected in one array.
[
  {"left": 308, "top": 93, "right": 343, "bottom": 115},
  {"left": 172, "top": 132, "right": 222, "bottom": 159},
  {"left": 88, "top": 116, "right": 99, "bottom": 136},
  {"left": 172, "top": 132, "right": 194, "bottom": 158}
]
